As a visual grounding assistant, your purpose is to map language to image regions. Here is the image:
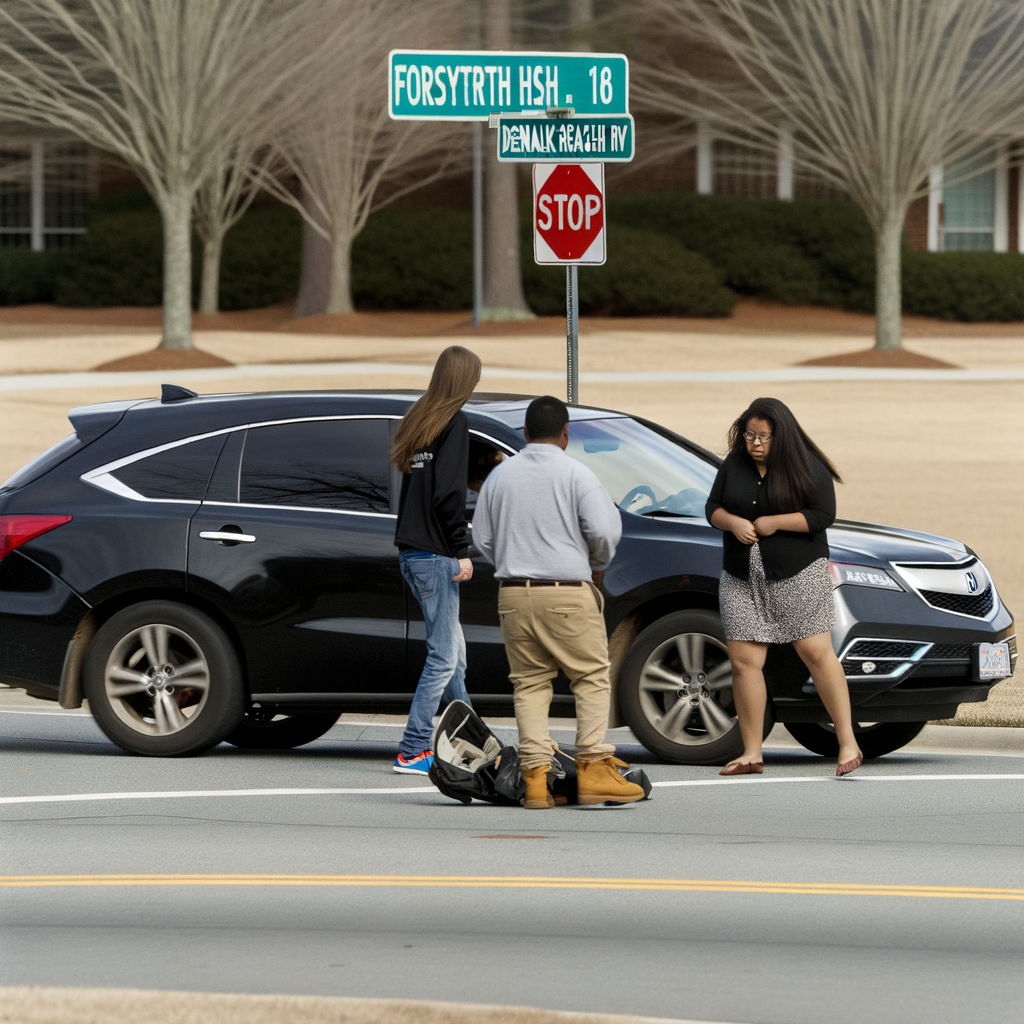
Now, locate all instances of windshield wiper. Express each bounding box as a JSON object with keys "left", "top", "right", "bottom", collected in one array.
[{"left": 637, "top": 509, "right": 698, "bottom": 518}]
